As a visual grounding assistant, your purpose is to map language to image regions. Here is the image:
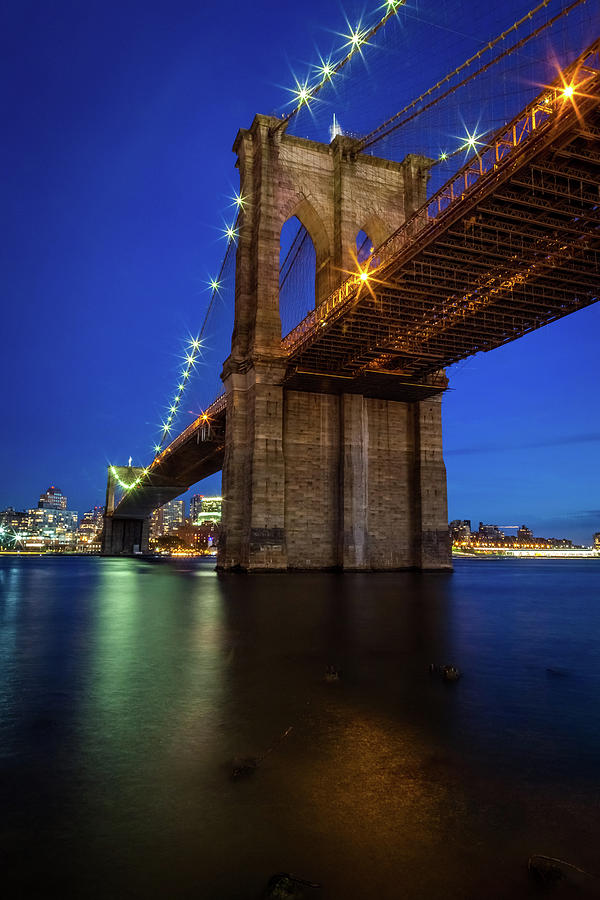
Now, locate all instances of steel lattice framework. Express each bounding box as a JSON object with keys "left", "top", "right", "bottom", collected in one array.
[{"left": 283, "top": 40, "right": 600, "bottom": 380}]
